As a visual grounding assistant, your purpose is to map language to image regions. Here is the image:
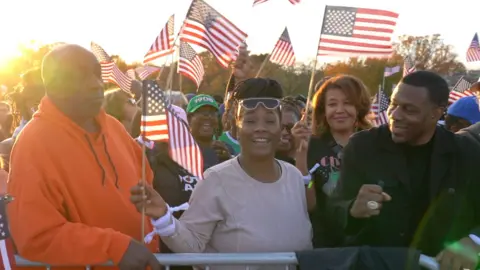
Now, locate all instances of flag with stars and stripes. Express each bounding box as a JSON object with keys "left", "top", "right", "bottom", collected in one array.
[
  {"left": 403, "top": 56, "right": 416, "bottom": 76},
  {"left": 135, "top": 66, "right": 161, "bottom": 80},
  {"left": 318, "top": 5, "right": 399, "bottom": 57},
  {"left": 141, "top": 80, "right": 204, "bottom": 178},
  {"left": 466, "top": 33, "right": 480, "bottom": 63},
  {"left": 384, "top": 66, "right": 400, "bottom": 77},
  {"left": 180, "top": 0, "right": 247, "bottom": 68},
  {"left": 178, "top": 42, "right": 205, "bottom": 89},
  {"left": 371, "top": 90, "right": 390, "bottom": 126},
  {"left": 449, "top": 76, "right": 474, "bottom": 104},
  {"left": 126, "top": 69, "right": 136, "bottom": 80},
  {"left": 0, "top": 199, "right": 15, "bottom": 270},
  {"left": 90, "top": 42, "right": 132, "bottom": 92},
  {"left": 270, "top": 27, "right": 296, "bottom": 67},
  {"left": 144, "top": 15, "right": 175, "bottom": 64}
]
